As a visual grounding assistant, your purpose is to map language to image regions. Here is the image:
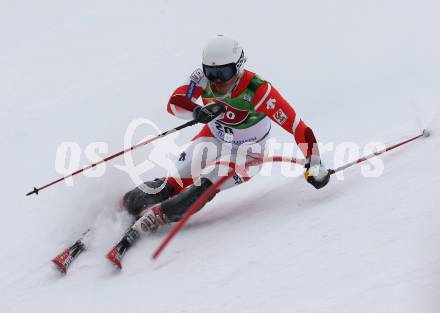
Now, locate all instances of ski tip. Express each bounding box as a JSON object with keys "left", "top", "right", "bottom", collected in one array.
[
  {"left": 422, "top": 129, "right": 431, "bottom": 138},
  {"left": 106, "top": 247, "right": 123, "bottom": 270},
  {"left": 51, "top": 248, "right": 72, "bottom": 274},
  {"left": 51, "top": 258, "right": 68, "bottom": 274}
]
